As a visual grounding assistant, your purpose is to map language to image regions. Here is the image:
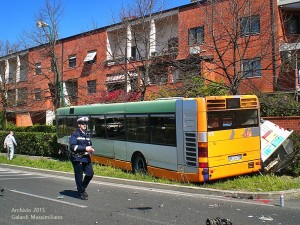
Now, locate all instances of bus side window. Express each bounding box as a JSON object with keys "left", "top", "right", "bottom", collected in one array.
[
  {"left": 66, "top": 117, "right": 77, "bottom": 135},
  {"left": 92, "top": 116, "right": 106, "bottom": 138},
  {"left": 127, "top": 115, "right": 149, "bottom": 143},
  {"left": 150, "top": 114, "right": 176, "bottom": 146},
  {"left": 106, "top": 116, "right": 125, "bottom": 140},
  {"left": 57, "top": 118, "right": 64, "bottom": 138}
]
